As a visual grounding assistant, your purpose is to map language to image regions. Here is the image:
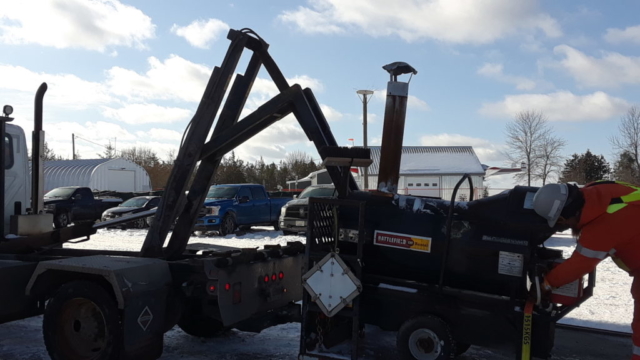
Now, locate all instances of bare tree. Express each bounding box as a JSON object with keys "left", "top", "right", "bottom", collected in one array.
[
  {"left": 504, "top": 110, "right": 552, "bottom": 186},
  {"left": 284, "top": 150, "right": 320, "bottom": 180},
  {"left": 610, "top": 106, "right": 640, "bottom": 183},
  {"left": 534, "top": 134, "right": 566, "bottom": 185}
]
